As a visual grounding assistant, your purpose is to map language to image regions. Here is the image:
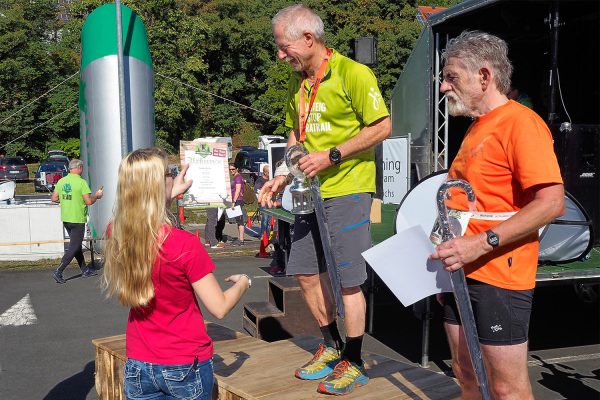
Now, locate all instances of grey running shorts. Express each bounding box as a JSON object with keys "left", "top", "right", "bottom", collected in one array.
[
  {"left": 286, "top": 193, "right": 371, "bottom": 288},
  {"left": 443, "top": 278, "right": 534, "bottom": 345}
]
